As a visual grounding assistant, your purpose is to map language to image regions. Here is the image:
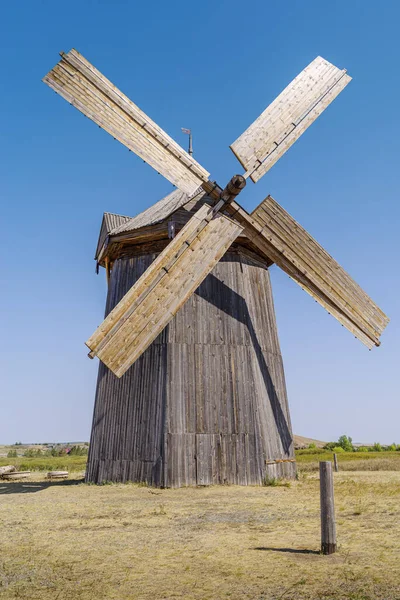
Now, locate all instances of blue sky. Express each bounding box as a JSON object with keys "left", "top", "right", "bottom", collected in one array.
[{"left": 1, "top": 0, "right": 398, "bottom": 445}]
